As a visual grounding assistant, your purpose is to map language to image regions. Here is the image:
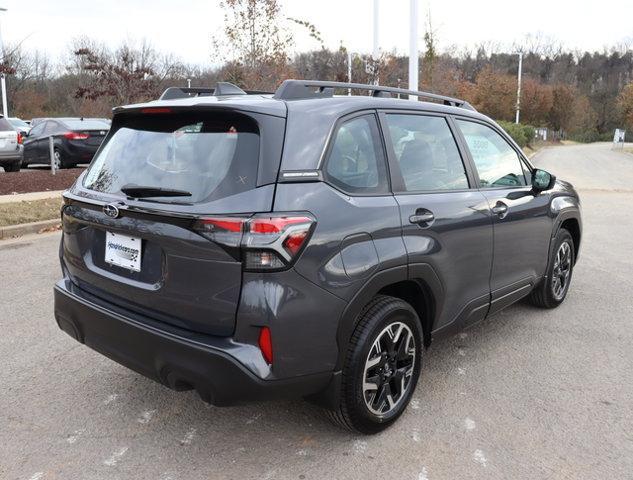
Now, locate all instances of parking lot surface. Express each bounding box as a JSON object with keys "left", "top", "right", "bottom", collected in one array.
[{"left": 1, "top": 143, "right": 632, "bottom": 480}]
